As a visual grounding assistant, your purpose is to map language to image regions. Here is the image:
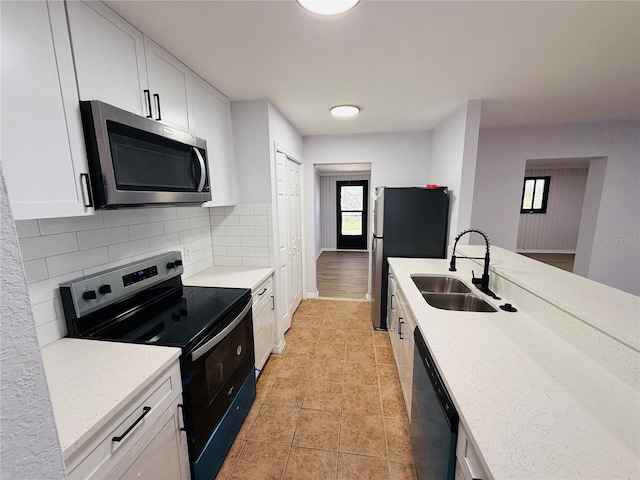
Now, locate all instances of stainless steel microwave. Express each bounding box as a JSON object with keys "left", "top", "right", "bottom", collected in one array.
[{"left": 79, "top": 100, "right": 211, "bottom": 209}]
